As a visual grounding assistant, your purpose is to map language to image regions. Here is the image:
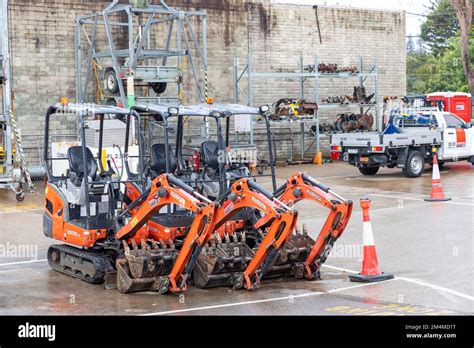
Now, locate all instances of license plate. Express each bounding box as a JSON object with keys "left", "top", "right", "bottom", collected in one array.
[
  {"left": 360, "top": 156, "right": 369, "bottom": 163},
  {"left": 348, "top": 149, "right": 358, "bottom": 154}
]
